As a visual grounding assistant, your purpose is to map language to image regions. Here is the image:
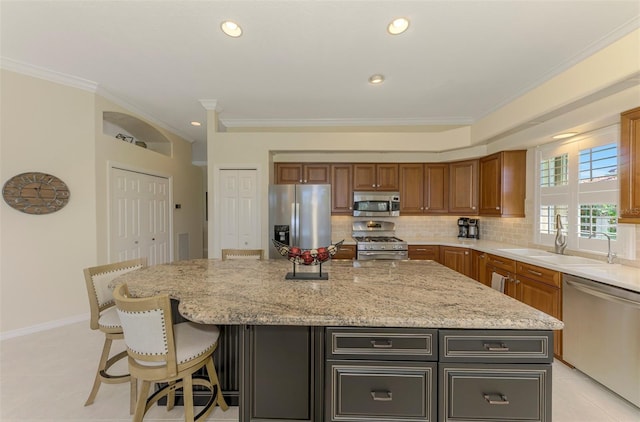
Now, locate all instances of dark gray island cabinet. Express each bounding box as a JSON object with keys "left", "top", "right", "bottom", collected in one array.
[{"left": 240, "top": 326, "right": 553, "bottom": 422}]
